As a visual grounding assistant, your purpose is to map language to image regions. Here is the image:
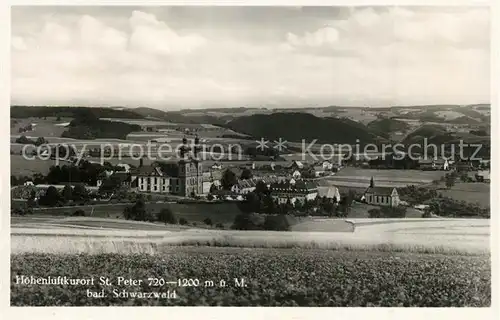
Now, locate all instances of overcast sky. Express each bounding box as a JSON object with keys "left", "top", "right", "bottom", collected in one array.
[{"left": 11, "top": 6, "right": 490, "bottom": 109}]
